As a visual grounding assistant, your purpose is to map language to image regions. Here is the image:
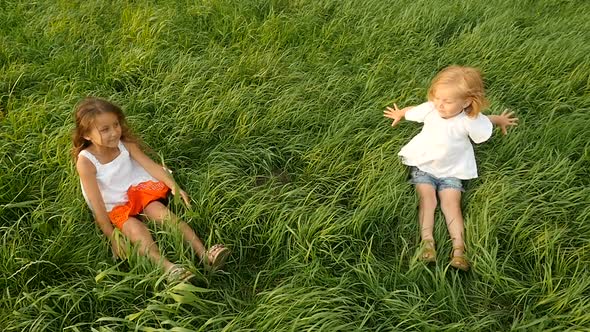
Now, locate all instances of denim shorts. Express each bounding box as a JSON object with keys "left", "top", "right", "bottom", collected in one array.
[{"left": 409, "top": 166, "right": 464, "bottom": 192}]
